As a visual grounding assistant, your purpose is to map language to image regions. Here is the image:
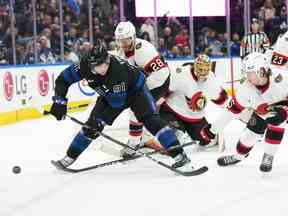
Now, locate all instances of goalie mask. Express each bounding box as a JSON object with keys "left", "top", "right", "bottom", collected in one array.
[
  {"left": 194, "top": 54, "right": 212, "bottom": 81},
  {"left": 115, "top": 21, "right": 136, "bottom": 52}
]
